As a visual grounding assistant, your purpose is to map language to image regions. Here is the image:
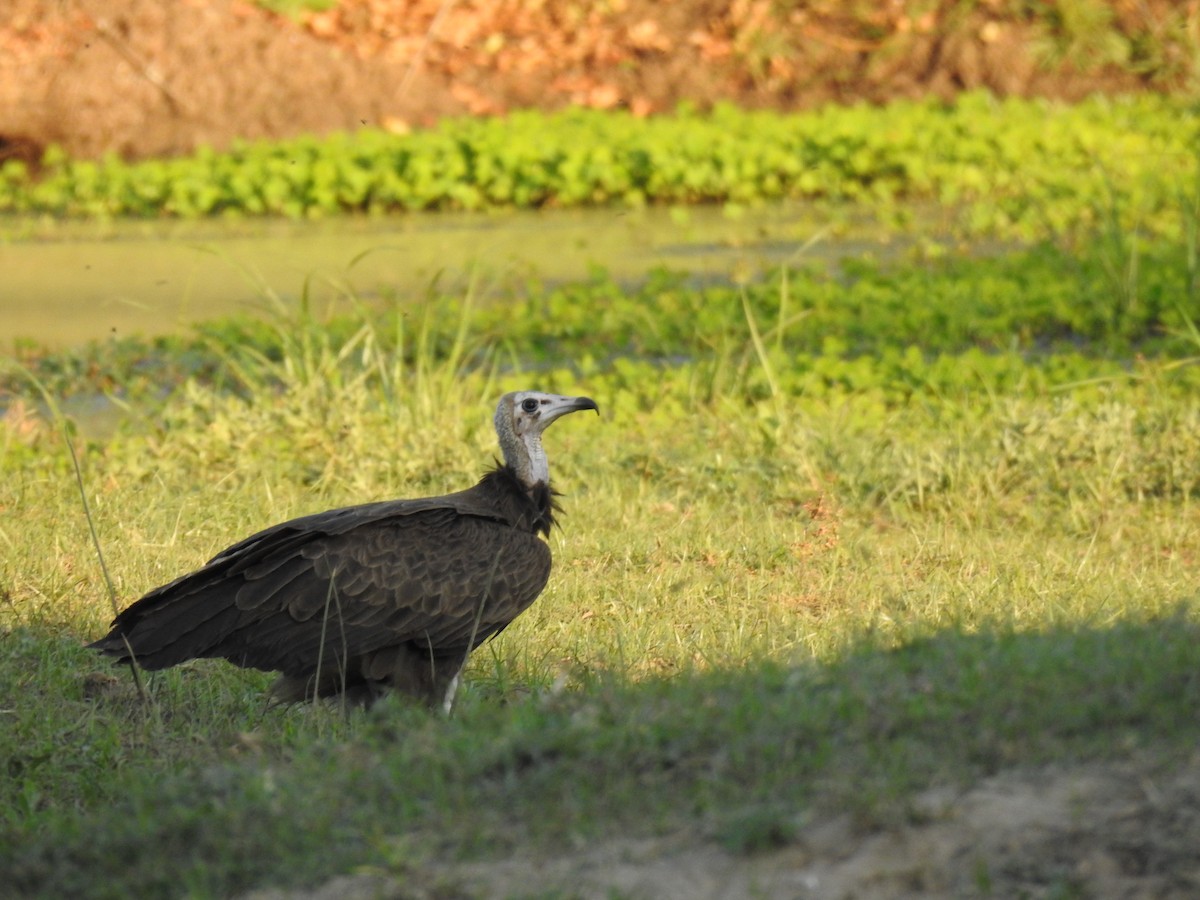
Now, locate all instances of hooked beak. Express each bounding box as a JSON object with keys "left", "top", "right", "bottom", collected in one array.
[{"left": 543, "top": 395, "right": 599, "bottom": 425}]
